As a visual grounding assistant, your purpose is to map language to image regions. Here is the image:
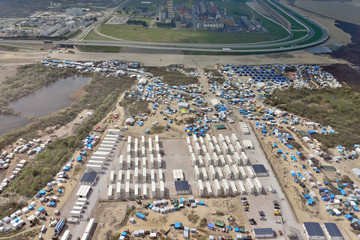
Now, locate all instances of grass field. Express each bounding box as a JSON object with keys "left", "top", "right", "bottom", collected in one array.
[
  {"left": 97, "top": 24, "right": 283, "bottom": 44},
  {"left": 266, "top": 87, "right": 360, "bottom": 149},
  {"left": 76, "top": 45, "right": 121, "bottom": 53},
  {"left": 84, "top": 30, "right": 113, "bottom": 41}
]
